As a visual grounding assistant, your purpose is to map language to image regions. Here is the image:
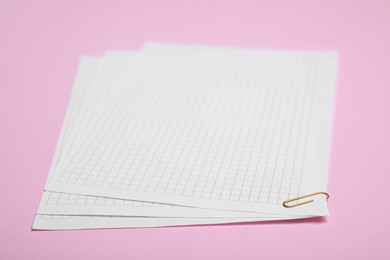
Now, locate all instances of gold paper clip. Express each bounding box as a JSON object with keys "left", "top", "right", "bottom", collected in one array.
[{"left": 282, "top": 192, "right": 329, "bottom": 208}]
